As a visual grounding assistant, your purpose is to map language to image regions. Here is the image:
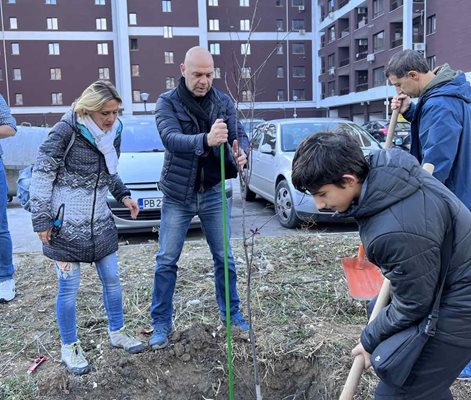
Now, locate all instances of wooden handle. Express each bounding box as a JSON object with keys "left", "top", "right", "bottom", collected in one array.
[
  {"left": 384, "top": 109, "right": 400, "bottom": 149},
  {"left": 339, "top": 279, "right": 391, "bottom": 400}
]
